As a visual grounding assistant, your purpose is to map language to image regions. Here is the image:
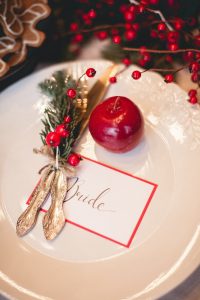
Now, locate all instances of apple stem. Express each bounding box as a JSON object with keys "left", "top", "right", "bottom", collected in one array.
[{"left": 113, "top": 96, "right": 120, "bottom": 111}]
